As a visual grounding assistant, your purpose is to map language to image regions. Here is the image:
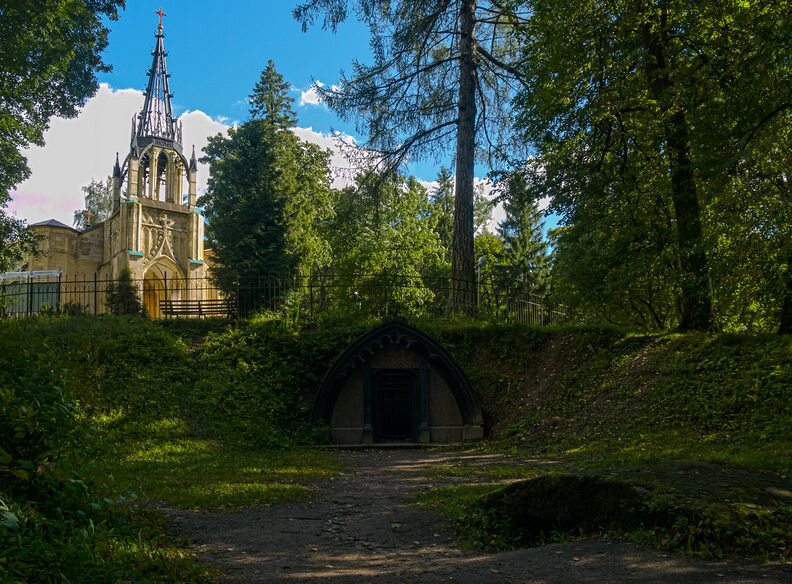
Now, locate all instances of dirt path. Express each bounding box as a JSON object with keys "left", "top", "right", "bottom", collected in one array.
[{"left": 165, "top": 449, "right": 792, "bottom": 583}]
